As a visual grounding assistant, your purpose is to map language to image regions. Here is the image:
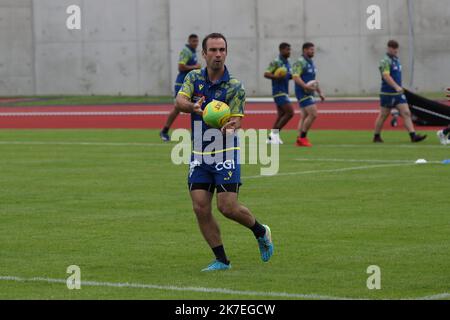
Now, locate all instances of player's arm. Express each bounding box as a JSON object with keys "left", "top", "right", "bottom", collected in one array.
[
  {"left": 221, "top": 83, "right": 245, "bottom": 135},
  {"left": 221, "top": 116, "right": 242, "bottom": 135},
  {"left": 177, "top": 49, "right": 201, "bottom": 72},
  {"left": 175, "top": 94, "right": 204, "bottom": 115},
  {"left": 175, "top": 71, "right": 204, "bottom": 115},
  {"left": 178, "top": 63, "right": 201, "bottom": 73},
  {"left": 264, "top": 71, "right": 277, "bottom": 80},
  {"left": 382, "top": 73, "right": 403, "bottom": 93},
  {"left": 264, "top": 61, "right": 284, "bottom": 80},
  {"left": 264, "top": 71, "right": 284, "bottom": 80},
  {"left": 316, "top": 85, "right": 325, "bottom": 101},
  {"left": 380, "top": 59, "right": 403, "bottom": 93},
  {"left": 292, "top": 75, "right": 316, "bottom": 92},
  {"left": 292, "top": 61, "right": 315, "bottom": 92}
]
